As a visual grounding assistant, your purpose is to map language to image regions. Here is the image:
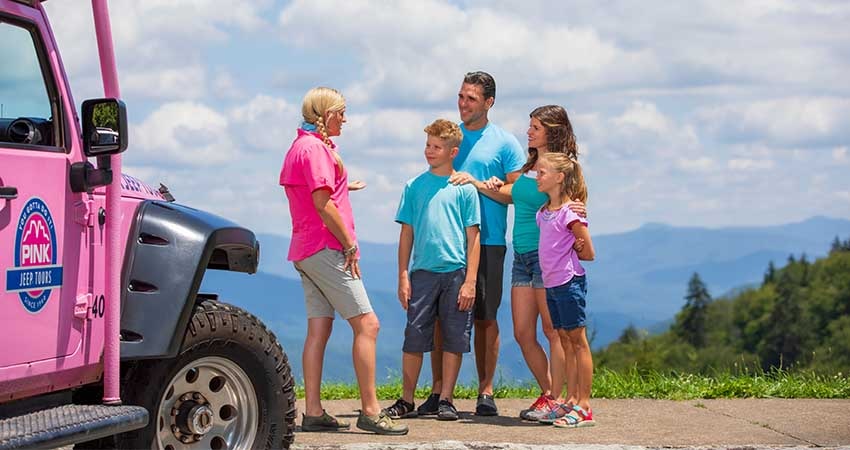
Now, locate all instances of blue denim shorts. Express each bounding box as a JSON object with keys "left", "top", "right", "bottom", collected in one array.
[
  {"left": 511, "top": 249, "right": 544, "bottom": 289},
  {"left": 545, "top": 275, "right": 587, "bottom": 331}
]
